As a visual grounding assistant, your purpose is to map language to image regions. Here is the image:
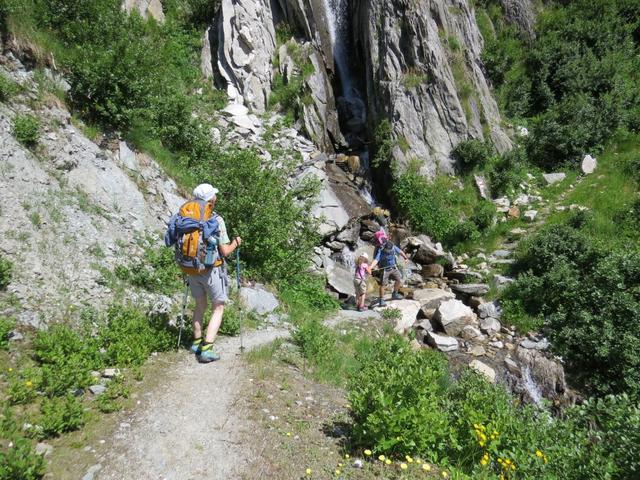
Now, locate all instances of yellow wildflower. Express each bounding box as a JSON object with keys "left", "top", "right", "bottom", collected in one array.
[
  {"left": 8, "top": 368, "right": 13, "bottom": 372},
  {"left": 422, "top": 463, "right": 432, "bottom": 472},
  {"left": 416, "top": 459, "right": 423, "bottom": 465},
  {"left": 344, "top": 454, "right": 350, "bottom": 459},
  {"left": 543, "top": 455, "right": 548, "bottom": 464},
  {"left": 406, "top": 455, "right": 413, "bottom": 463},
  {"left": 400, "top": 463, "right": 408, "bottom": 470},
  {"left": 364, "top": 449, "right": 372, "bottom": 456},
  {"left": 441, "top": 471, "right": 449, "bottom": 478},
  {"left": 480, "top": 459, "right": 488, "bottom": 466},
  {"left": 286, "top": 432, "right": 291, "bottom": 437},
  {"left": 305, "top": 468, "right": 312, "bottom": 476},
  {"left": 335, "top": 469, "right": 341, "bottom": 476},
  {"left": 536, "top": 450, "right": 543, "bottom": 458},
  {"left": 338, "top": 463, "right": 343, "bottom": 468},
  {"left": 378, "top": 455, "right": 386, "bottom": 461},
  {"left": 25, "top": 380, "right": 33, "bottom": 388},
  {"left": 385, "top": 459, "right": 392, "bottom": 465}
]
